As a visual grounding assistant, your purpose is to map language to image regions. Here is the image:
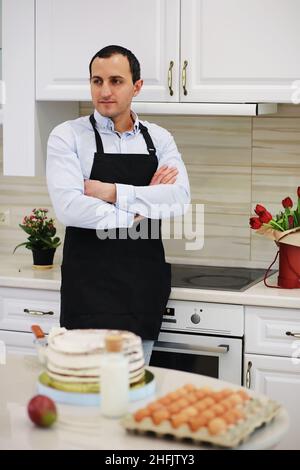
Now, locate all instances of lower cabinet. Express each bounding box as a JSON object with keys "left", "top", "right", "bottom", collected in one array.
[
  {"left": 244, "top": 354, "right": 300, "bottom": 450},
  {"left": 245, "top": 305, "right": 300, "bottom": 450}
]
